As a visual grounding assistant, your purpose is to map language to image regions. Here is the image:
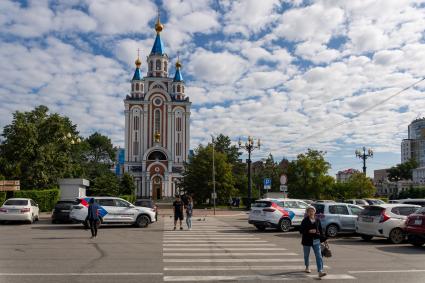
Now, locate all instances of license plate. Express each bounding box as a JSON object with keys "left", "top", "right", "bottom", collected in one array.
[
  {"left": 7, "top": 209, "right": 20, "bottom": 213},
  {"left": 60, "top": 210, "right": 70, "bottom": 212},
  {"left": 414, "top": 219, "right": 422, "bottom": 225},
  {"left": 362, "top": 217, "right": 373, "bottom": 222},
  {"left": 253, "top": 210, "right": 261, "bottom": 214}
]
